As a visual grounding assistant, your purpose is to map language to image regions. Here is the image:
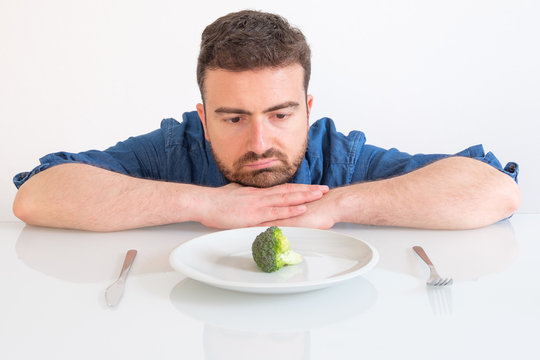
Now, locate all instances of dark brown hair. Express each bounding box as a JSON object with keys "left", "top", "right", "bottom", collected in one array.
[{"left": 197, "top": 10, "right": 311, "bottom": 99}]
